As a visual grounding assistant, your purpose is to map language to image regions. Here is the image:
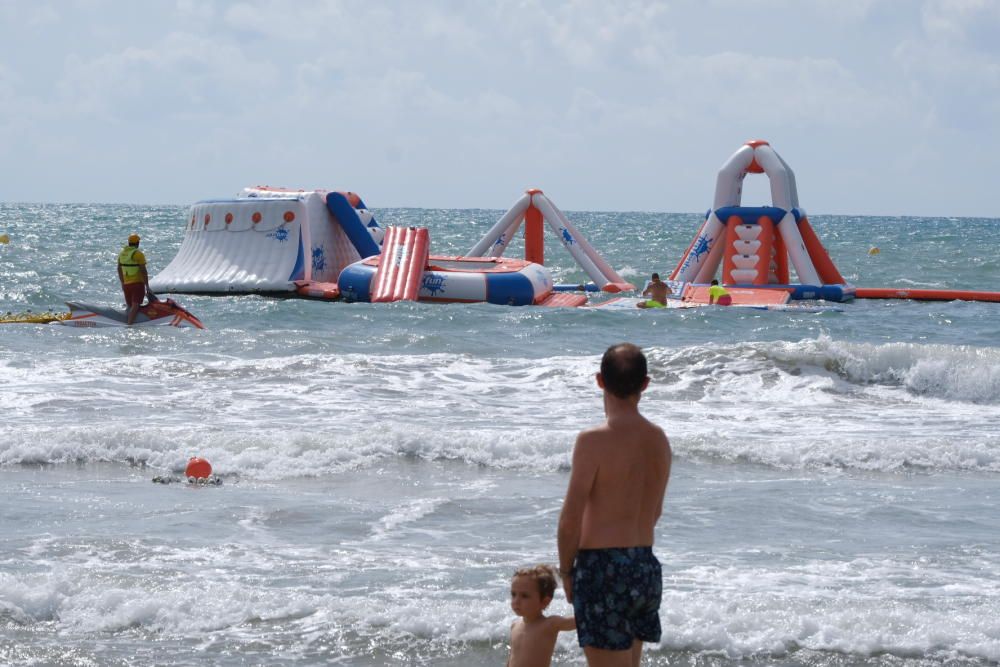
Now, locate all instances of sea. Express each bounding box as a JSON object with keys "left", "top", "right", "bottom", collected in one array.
[{"left": 1, "top": 202, "right": 999, "bottom": 666}]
